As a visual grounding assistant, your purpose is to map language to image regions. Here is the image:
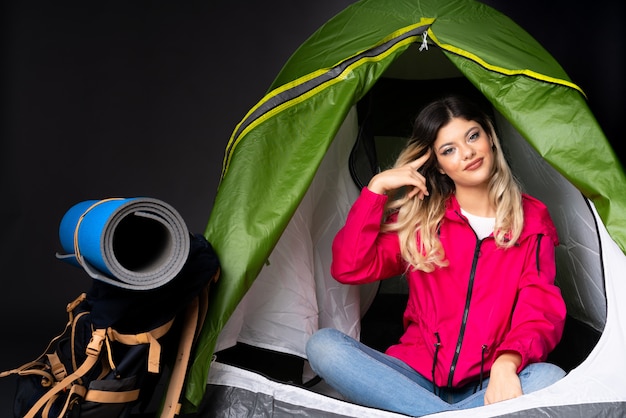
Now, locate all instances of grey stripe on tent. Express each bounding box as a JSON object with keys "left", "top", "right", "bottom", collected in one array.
[
  {"left": 491, "top": 402, "right": 626, "bottom": 418},
  {"left": 225, "top": 24, "right": 429, "bottom": 160},
  {"left": 203, "top": 385, "right": 353, "bottom": 418},
  {"left": 203, "top": 384, "right": 626, "bottom": 417}
]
